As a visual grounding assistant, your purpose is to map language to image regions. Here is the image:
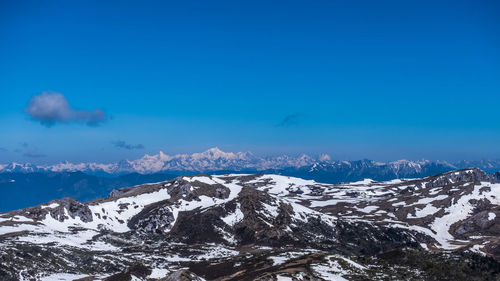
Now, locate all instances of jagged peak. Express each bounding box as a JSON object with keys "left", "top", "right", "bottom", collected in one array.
[{"left": 193, "top": 147, "right": 237, "bottom": 159}]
